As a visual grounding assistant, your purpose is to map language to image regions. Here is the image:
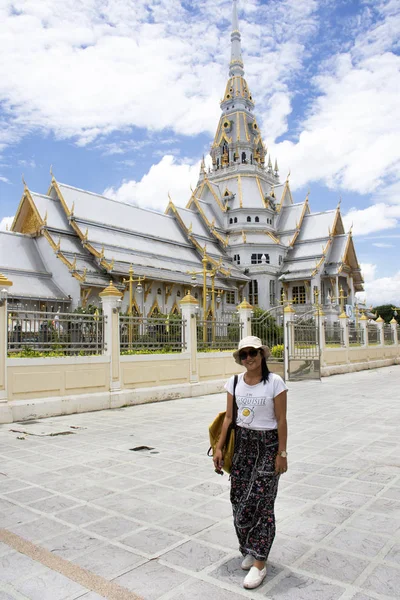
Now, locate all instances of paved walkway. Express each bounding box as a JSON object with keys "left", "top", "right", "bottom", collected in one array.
[{"left": 0, "top": 366, "right": 399, "bottom": 600}]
